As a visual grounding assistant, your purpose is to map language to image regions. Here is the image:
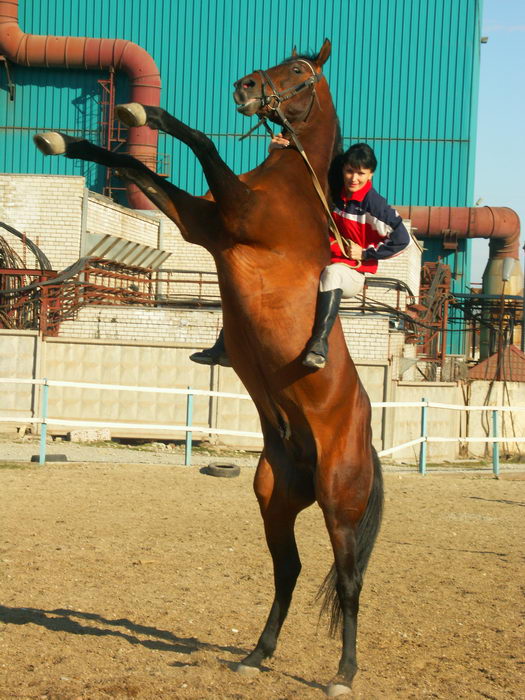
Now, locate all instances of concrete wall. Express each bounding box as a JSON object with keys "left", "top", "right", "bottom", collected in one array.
[
  {"left": 388, "top": 381, "right": 464, "bottom": 462},
  {"left": 0, "top": 330, "right": 40, "bottom": 420},
  {"left": 1, "top": 330, "right": 523, "bottom": 460},
  {"left": 466, "top": 381, "right": 525, "bottom": 458}
]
